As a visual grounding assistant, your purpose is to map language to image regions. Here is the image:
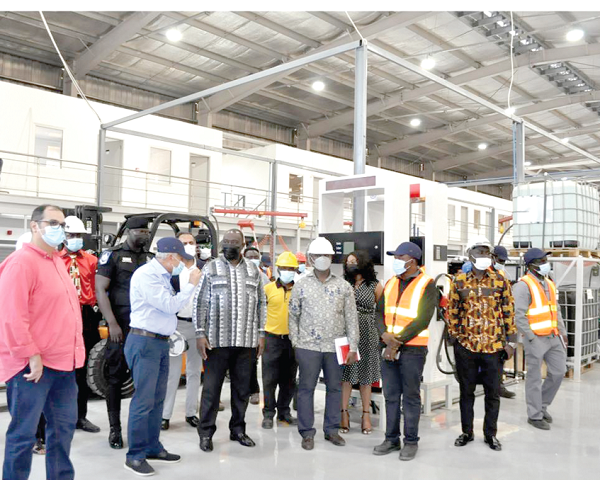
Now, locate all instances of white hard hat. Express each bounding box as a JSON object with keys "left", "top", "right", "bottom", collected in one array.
[
  {"left": 308, "top": 237, "right": 335, "bottom": 255},
  {"left": 65, "top": 216, "right": 87, "bottom": 234},
  {"left": 468, "top": 235, "right": 492, "bottom": 252},
  {"left": 15, "top": 232, "right": 32, "bottom": 250}
]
